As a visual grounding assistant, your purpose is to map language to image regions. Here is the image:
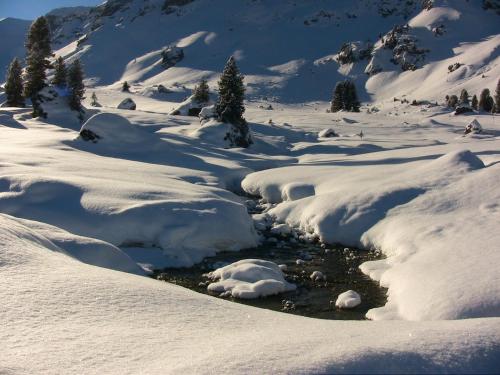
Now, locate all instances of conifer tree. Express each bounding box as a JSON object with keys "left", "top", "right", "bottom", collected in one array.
[
  {"left": 447, "top": 94, "right": 458, "bottom": 108},
  {"left": 479, "top": 88, "right": 494, "bottom": 112},
  {"left": 67, "top": 59, "right": 85, "bottom": 112},
  {"left": 494, "top": 79, "right": 500, "bottom": 113},
  {"left": 4, "top": 58, "right": 25, "bottom": 107},
  {"left": 471, "top": 94, "right": 478, "bottom": 110},
  {"left": 193, "top": 79, "right": 209, "bottom": 103},
  {"left": 331, "top": 81, "right": 360, "bottom": 112},
  {"left": 331, "top": 82, "right": 345, "bottom": 112},
  {"left": 345, "top": 81, "right": 360, "bottom": 112},
  {"left": 24, "top": 17, "right": 52, "bottom": 100},
  {"left": 52, "top": 56, "right": 67, "bottom": 87},
  {"left": 122, "top": 81, "right": 130, "bottom": 92},
  {"left": 91, "top": 92, "right": 99, "bottom": 107},
  {"left": 459, "top": 89, "right": 469, "bottom": 106},
  {"left": 216, "top": 56, "right": 251, "bottom": 148}
]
